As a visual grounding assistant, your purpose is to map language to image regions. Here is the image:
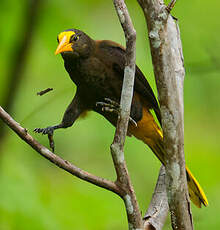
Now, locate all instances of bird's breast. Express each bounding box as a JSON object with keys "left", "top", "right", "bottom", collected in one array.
[{"left": 64, "top": 56, "right": 123, "bottom": 106}]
